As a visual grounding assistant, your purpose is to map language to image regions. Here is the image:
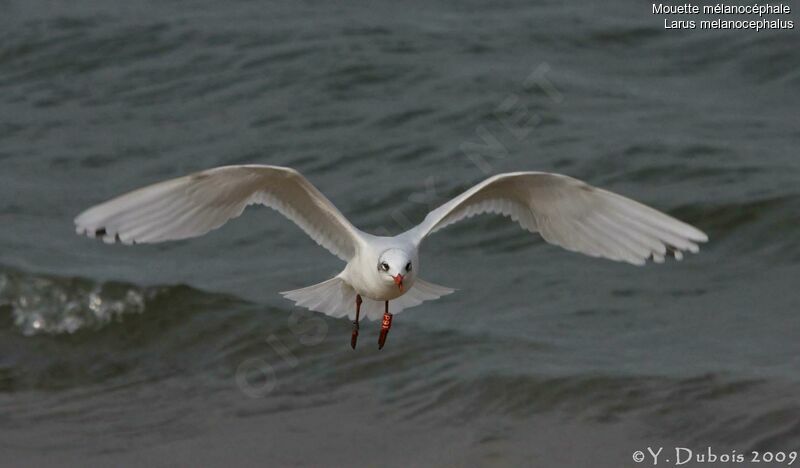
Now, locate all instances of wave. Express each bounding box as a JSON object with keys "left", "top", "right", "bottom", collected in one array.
[
  {"left": 0, "top": 268, "right": 151, "bottom": 336},
  {"left": 0, "top": 266, "right": 264, "bottom": 392},
  {"left": 2, "top": 266, "right": 798, "bottom": 450}
]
